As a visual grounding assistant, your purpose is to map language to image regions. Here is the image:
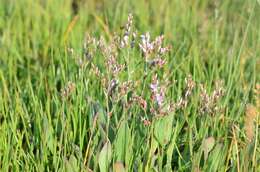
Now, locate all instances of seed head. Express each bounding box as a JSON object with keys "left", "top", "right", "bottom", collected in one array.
[
  {"left": 61, "top": 81, "right": 76, "bottom": 99},
  {"left": 120, "top": 13, "right": 134, "bottom": 48}
]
